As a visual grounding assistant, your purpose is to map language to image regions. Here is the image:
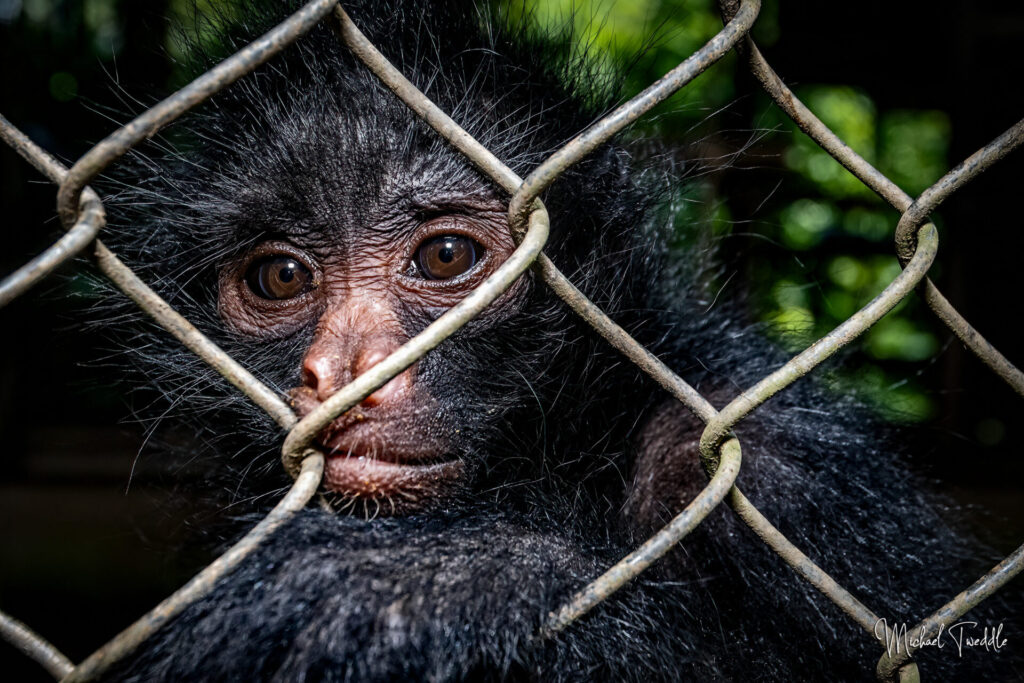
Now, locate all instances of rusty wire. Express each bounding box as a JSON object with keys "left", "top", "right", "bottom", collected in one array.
[{"left": 1, "top": 1, "right": 1022, "bottom": 681}]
